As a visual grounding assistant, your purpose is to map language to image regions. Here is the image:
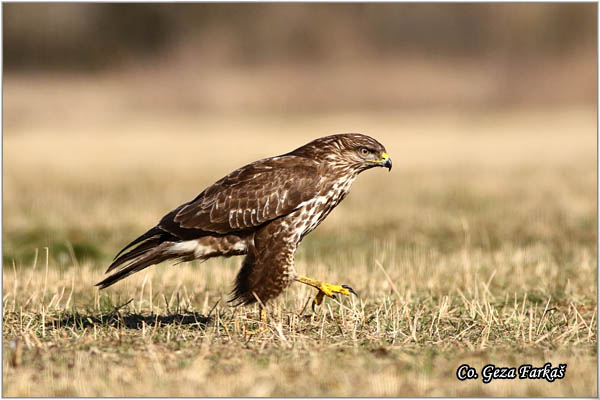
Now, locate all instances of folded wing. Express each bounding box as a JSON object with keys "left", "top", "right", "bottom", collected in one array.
[{"left": 161, "top": 155, "right": 322, "bottom": 236}]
